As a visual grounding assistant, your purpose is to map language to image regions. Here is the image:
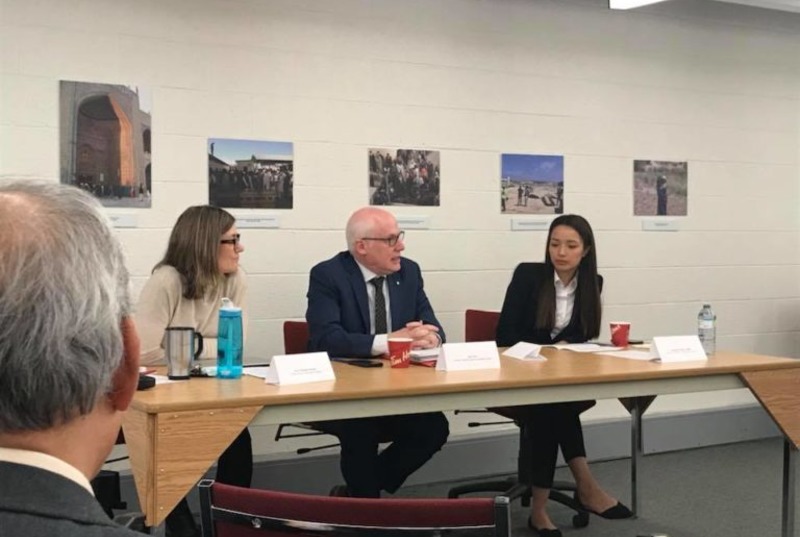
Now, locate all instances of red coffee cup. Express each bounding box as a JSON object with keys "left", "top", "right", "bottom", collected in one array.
[
  {"left": 610, "top": 322, "right": 631, "bottom": 347},
  {"left": 388, "top": 338, "right": 413, "bottom": 368}
]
